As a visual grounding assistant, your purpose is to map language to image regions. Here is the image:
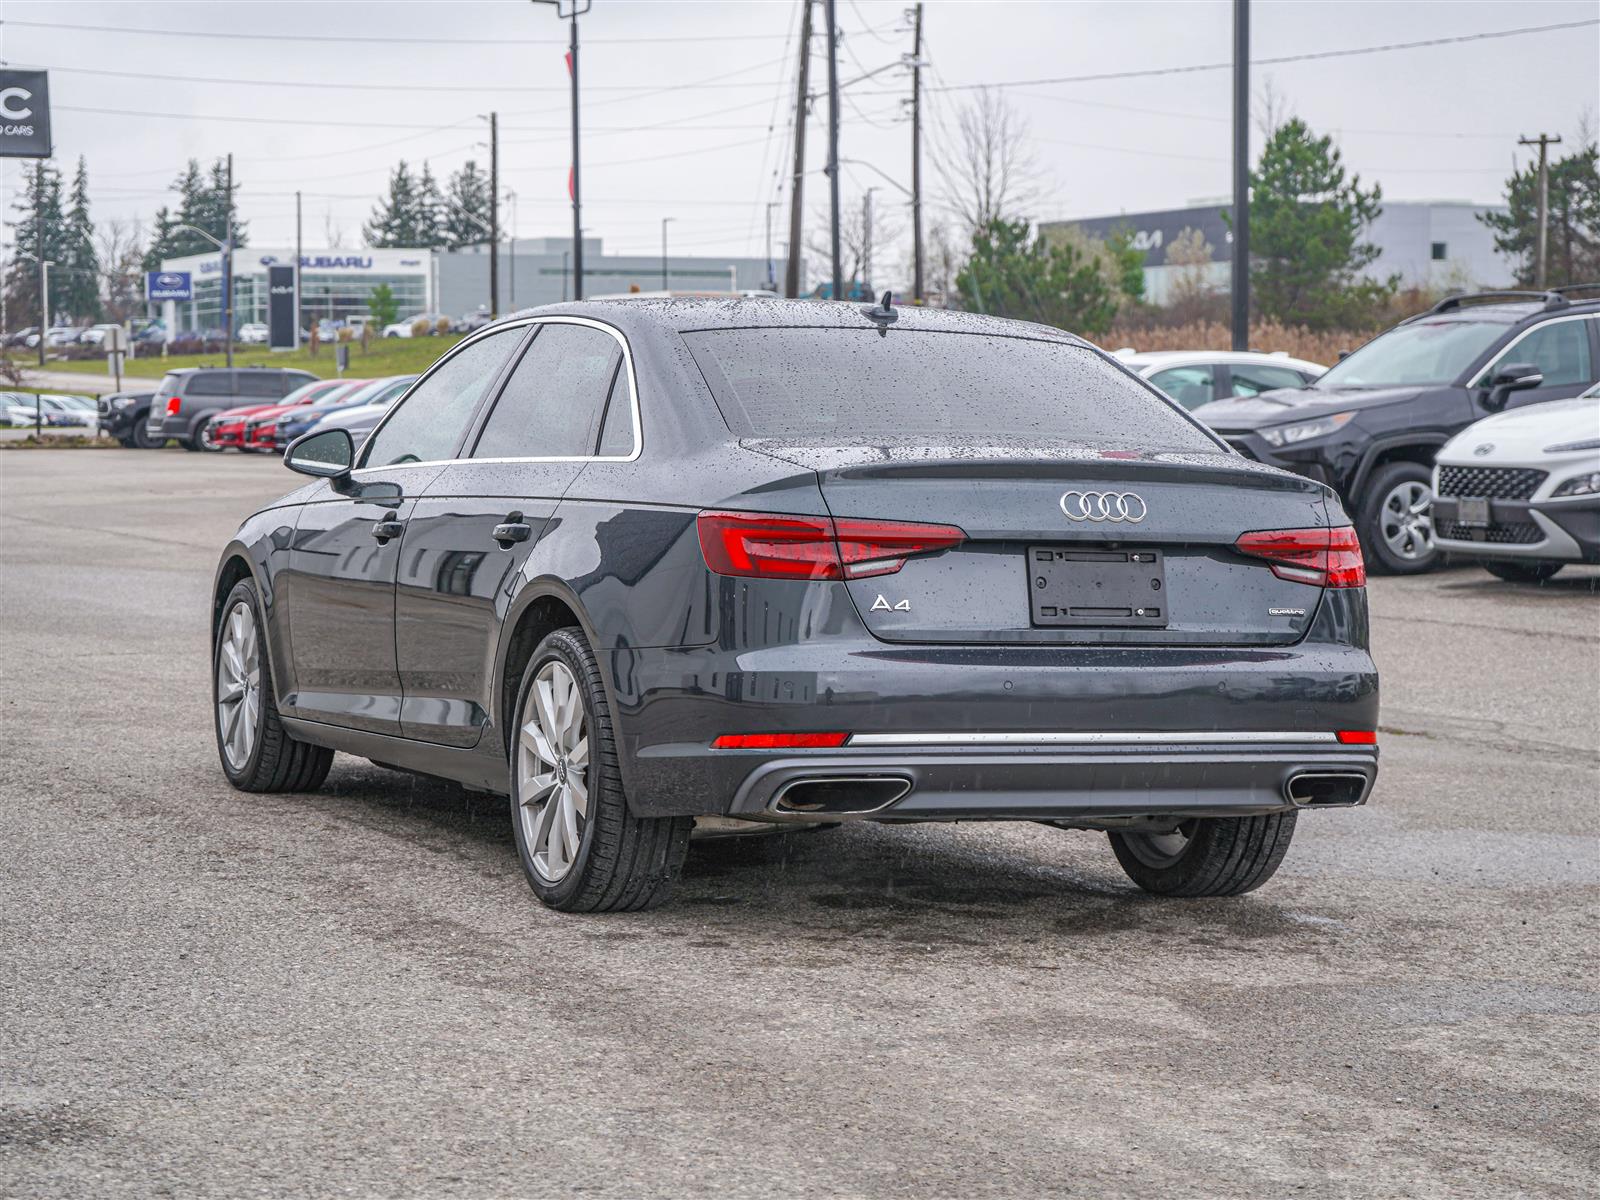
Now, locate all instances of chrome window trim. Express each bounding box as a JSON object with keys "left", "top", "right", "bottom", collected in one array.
[
  {"left": 846, "top": 731, "right": 1342, "bottom": 747},
  {"left": 351, "top": 313, "right": 643, "bottom": 477},
  {"left": 1467, "top": 313, "right": 1597, "bottom": 388}
]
